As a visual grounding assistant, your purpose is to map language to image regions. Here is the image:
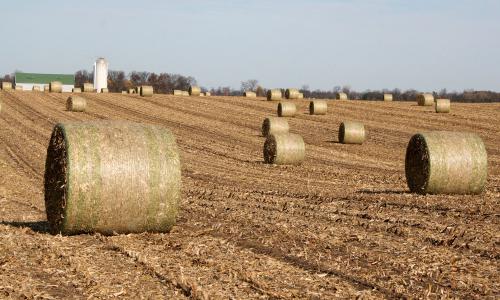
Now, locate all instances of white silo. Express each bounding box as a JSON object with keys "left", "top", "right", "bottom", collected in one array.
[{"left": 93, "top": 57, "right": 108, "bottom": 93}]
